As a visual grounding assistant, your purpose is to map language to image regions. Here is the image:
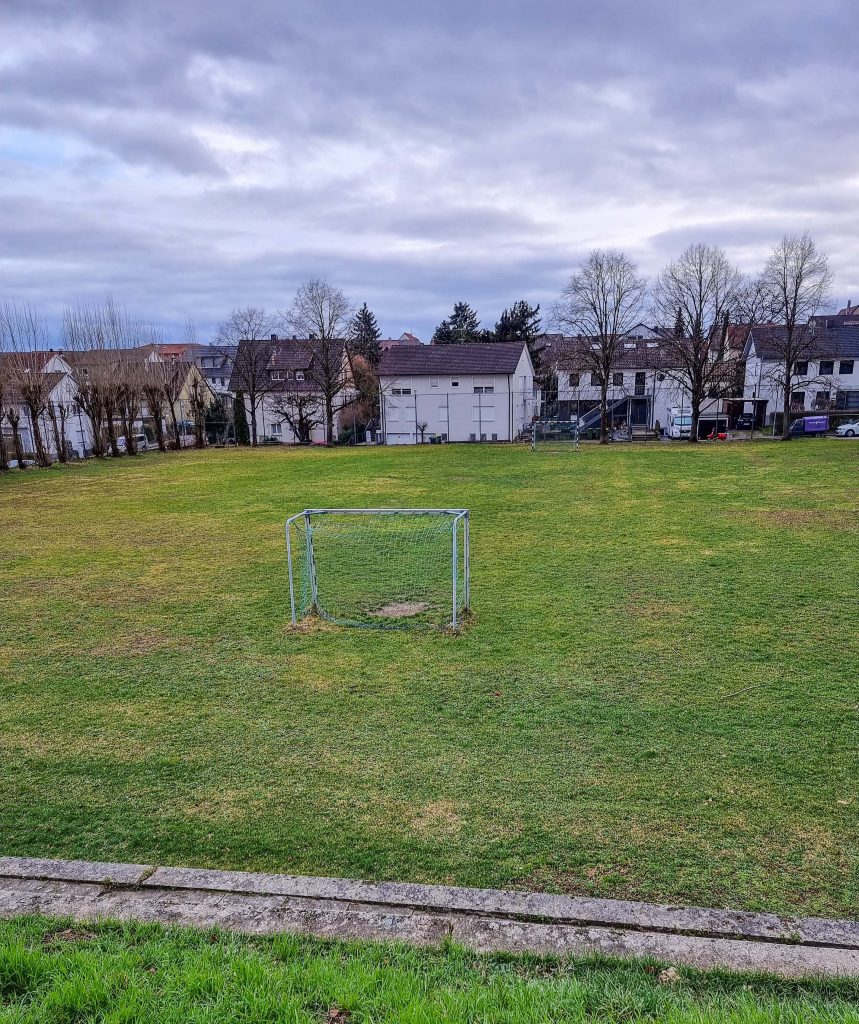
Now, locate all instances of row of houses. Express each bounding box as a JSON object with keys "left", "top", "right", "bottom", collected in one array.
[
  {"left": 0, "top": 346, "right": 211, "bottom": 461},
  {"left": 4, "top": 311, "right": 857, "bottom": 457}
]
